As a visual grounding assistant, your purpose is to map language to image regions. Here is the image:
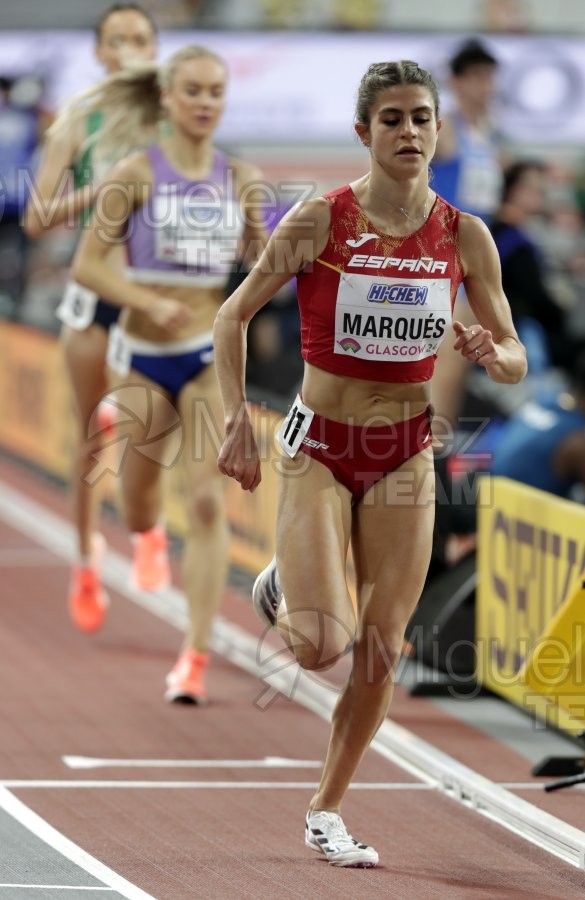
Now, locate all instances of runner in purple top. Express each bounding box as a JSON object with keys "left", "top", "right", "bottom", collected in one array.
[{"left": 73, "top": 45, "right": 267, "bottom": 703}]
